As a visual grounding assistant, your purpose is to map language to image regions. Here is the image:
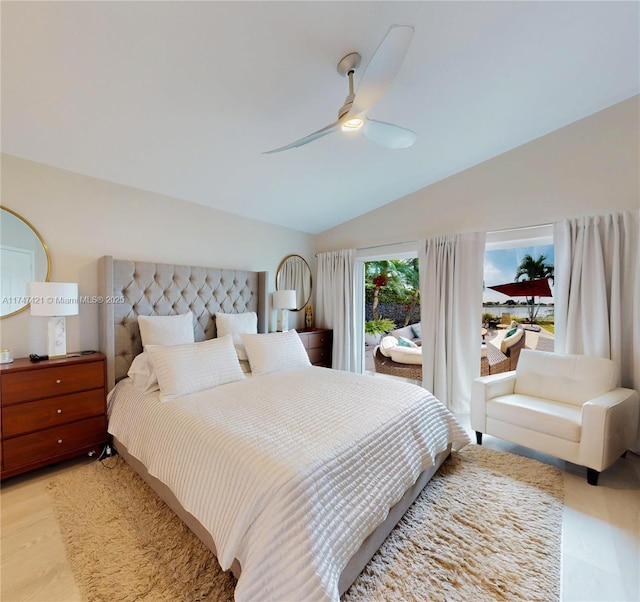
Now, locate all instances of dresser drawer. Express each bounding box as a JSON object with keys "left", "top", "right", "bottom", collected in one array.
[
  {"left": 3, "top": 416, "right": 107, "bottom": 470},
  {"left": 306, "top": 331, "right": 332, "bottom": 349},
  {"left": 2, "top": 389, "right": 106, "bottom": 438},
  {"left": 308, "top": 347, "right": 330, "bottom": 366},
  {"left": 1, "top": 361, "right": 105, "bottom": 405}
]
